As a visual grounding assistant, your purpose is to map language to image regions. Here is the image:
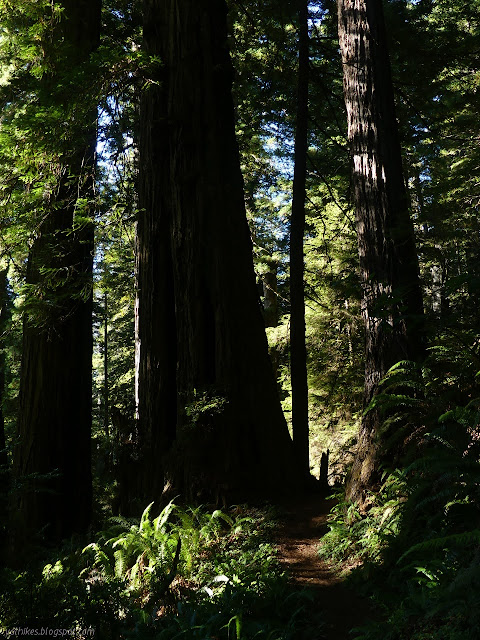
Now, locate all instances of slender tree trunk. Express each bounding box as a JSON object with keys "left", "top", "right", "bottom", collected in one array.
[
  {"left": 0, "top": 269, "right": 8, "bottom": 564},
  {"left": 290, "top": 0, "right": 310, "bottom": 479},
  {"left": 263, "top": 266, "right": 279, "bottom": 329},
  {"left": 263, "top": 265, "right": 281, "bottom": 379},
  {"left": 135, "top": 0, "right": 299, "bottom": 505},
  {"left": 0, "top": 397, "right": 5, "bottom": 469},
  {"left": 103, "top": 290, "right": 109, "bottom": 439},
  {"left": 0, "top": 270, "right": 6, "bottom": 471},
  {"left": 337, "top": 0, "right": 425, "bottom": 503},
  {"left": 13, "top": 0, "right": 101, "bottom": 544}
]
